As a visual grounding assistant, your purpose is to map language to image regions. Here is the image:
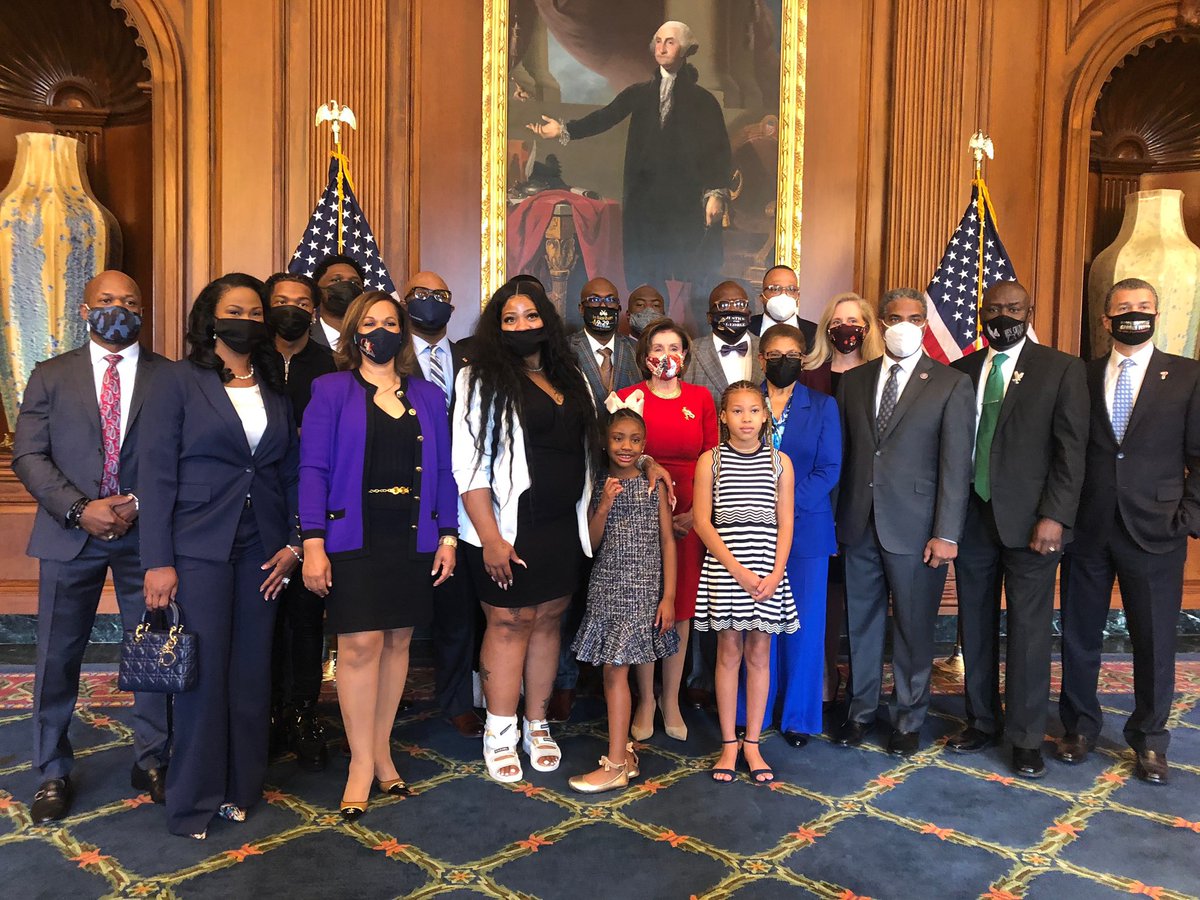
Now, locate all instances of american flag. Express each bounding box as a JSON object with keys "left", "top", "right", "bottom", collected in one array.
[
  {"left": 288, "top": 155, "right": 395, "bottom": 293},
  {"left": 922, "top": 183, "right": 1019, "bottom": 363}
]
